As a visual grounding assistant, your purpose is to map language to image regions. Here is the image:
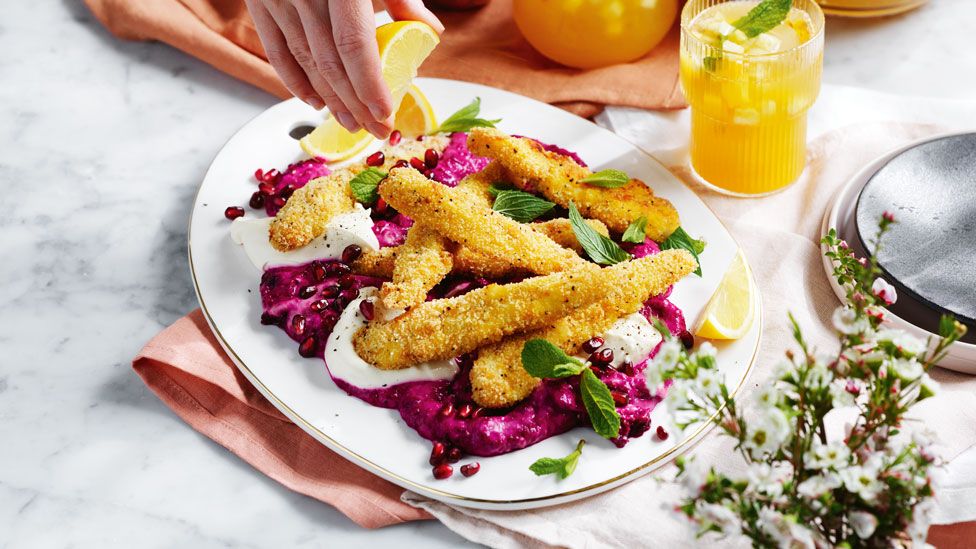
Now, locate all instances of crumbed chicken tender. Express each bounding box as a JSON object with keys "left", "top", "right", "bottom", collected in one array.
[
  {"left": 379, "top": 167, "right": 590, "bottom": 275},
  {"left": 267, "top": 135, "right": 451, "bottom": 252},
  {"left": 380, "top": 224, "right": 452, "bottom": 310},
  {"left": 455, "top": 160, "right": 506, "bottom": 208},
  {"left": 467, "top": 127, "right": 681, "bottom": 242},
  {"left": 353, "top": 249, "right": 696, "bottom": 370}
]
